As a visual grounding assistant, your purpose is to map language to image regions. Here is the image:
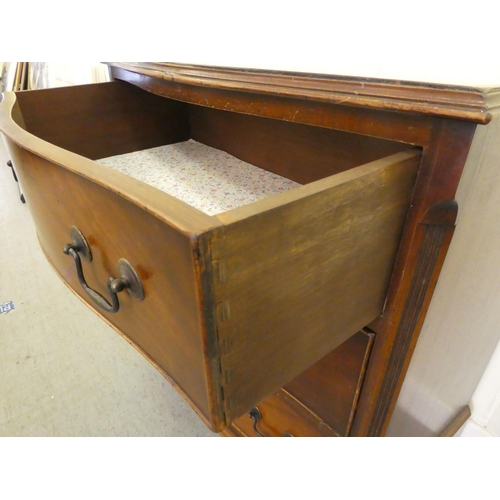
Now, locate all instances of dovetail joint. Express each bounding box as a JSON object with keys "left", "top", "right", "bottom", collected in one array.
[
  {"left": 216, "top": 301, "right": 231, "bottom": 322},
  {"left": 213, "top": 260, "right": 228, "bottom": 284}
]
